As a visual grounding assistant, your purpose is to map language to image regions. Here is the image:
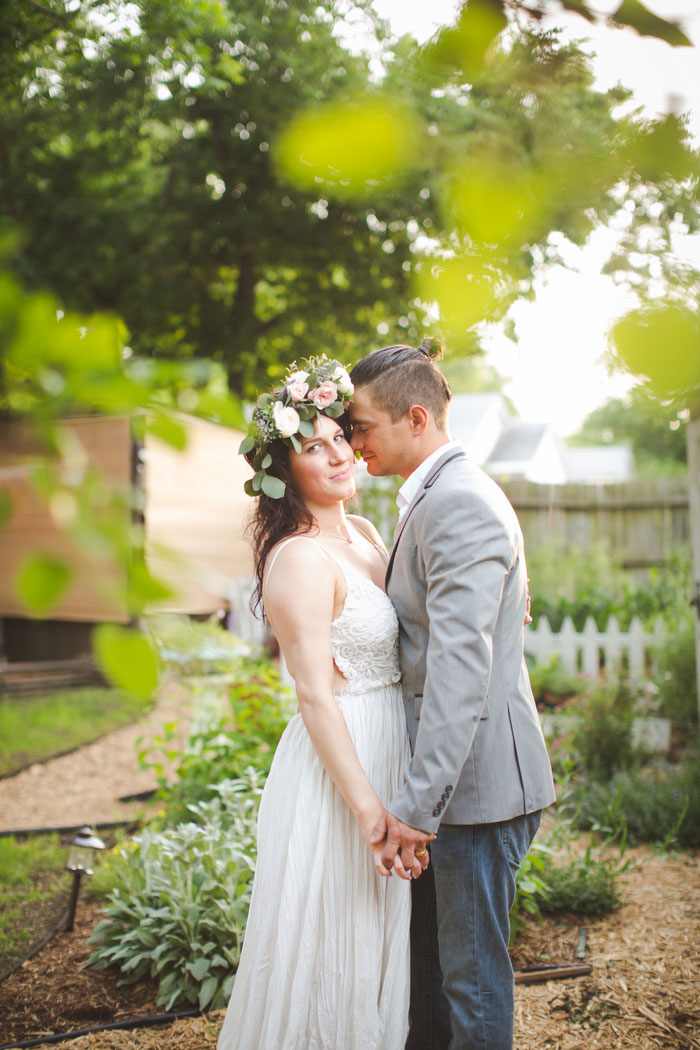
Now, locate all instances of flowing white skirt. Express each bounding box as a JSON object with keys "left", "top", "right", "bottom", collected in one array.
[{"left": 217, "top": 682, "right": 411, "bottom": 1050}]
